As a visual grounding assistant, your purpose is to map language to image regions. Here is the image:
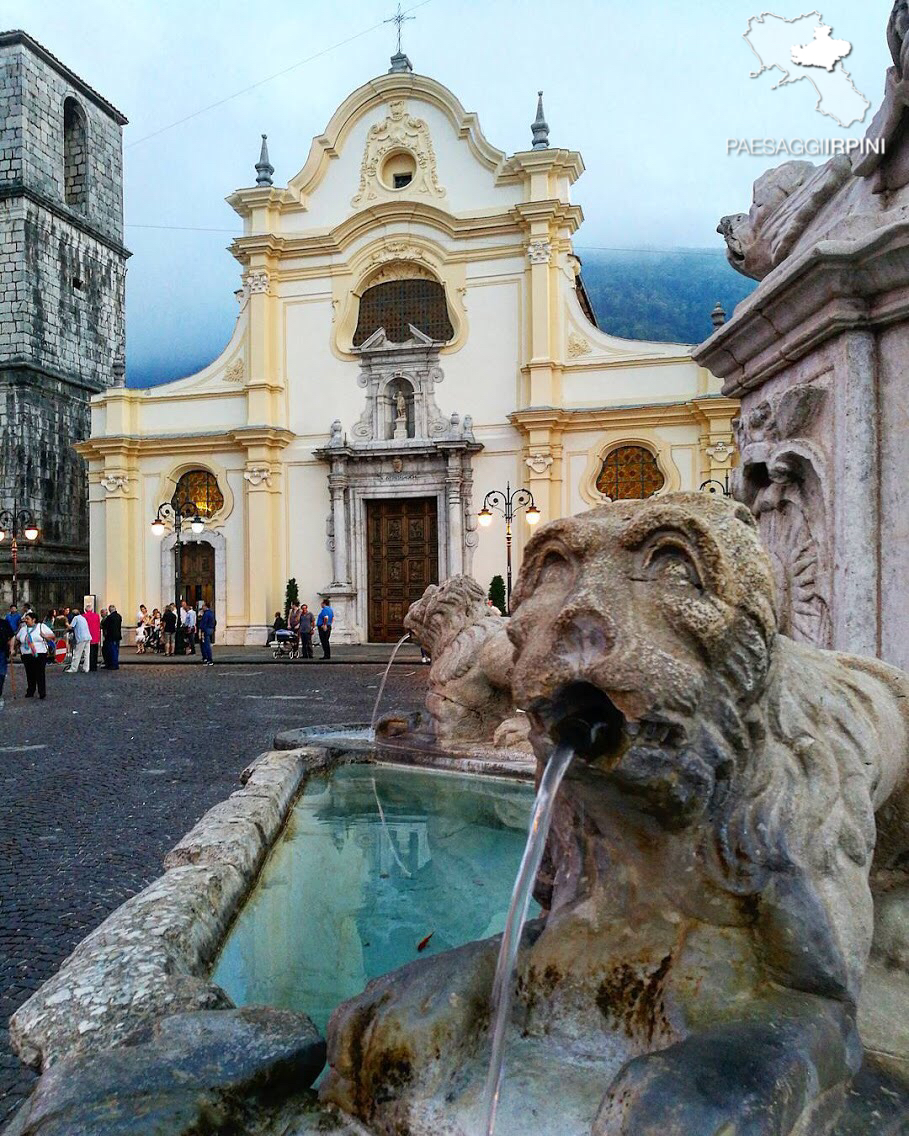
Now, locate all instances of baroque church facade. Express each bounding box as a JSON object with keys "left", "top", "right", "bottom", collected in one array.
[{"left": 81, "top": 53, "right": 737, "bottom": 643}]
